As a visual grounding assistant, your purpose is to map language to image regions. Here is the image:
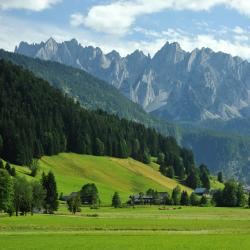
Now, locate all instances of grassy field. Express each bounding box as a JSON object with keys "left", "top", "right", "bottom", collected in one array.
[
  {"left": 1, "top": 206, "right": 250, "bottom": 249},
  {"left": 13, "top": 153, "right": 192, "bottom": 205}
]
